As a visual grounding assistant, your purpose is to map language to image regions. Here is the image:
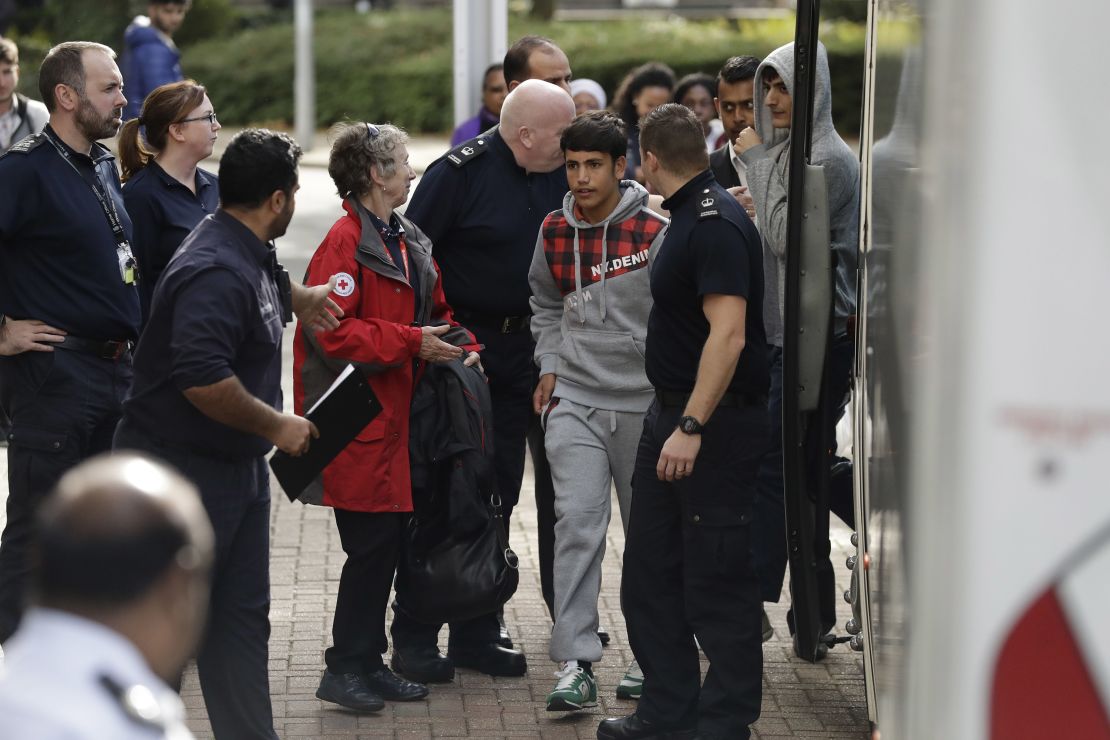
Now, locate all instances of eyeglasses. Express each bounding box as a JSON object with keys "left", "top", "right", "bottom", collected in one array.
[
  {"left": 366, "top": 122, "right": 380, "bottom": 140},
  {"left": 178, "top": 112, "right": 218, "bottom": 126}
]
